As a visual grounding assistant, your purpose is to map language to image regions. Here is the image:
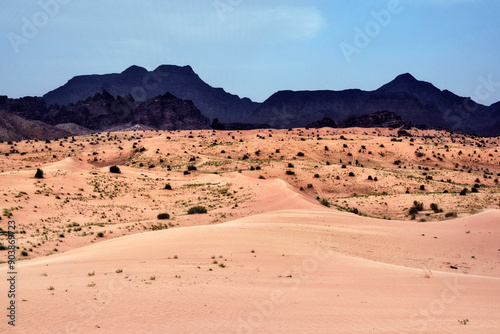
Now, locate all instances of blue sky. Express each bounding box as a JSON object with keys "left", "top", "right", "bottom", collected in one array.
[{"left": 1, "top": 0, "right": 499, "bottom": 105}]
